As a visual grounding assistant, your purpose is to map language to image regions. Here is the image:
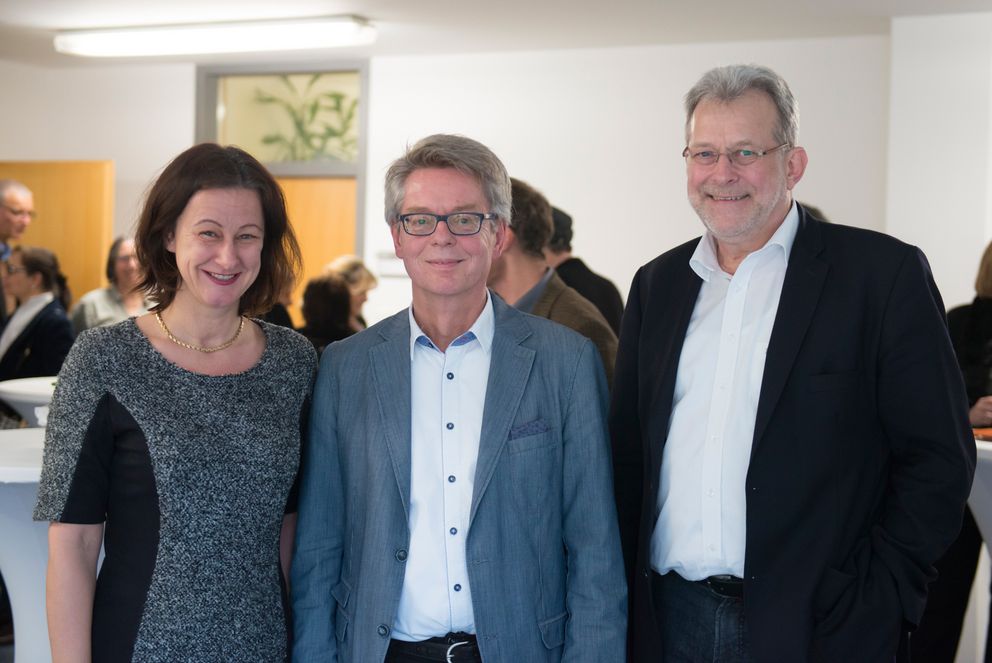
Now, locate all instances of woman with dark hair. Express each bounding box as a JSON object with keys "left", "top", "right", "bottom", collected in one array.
[
  {"left": 298, "top": 272, "right": 354, "bottom": 355},
  {"left": 34, "top": 143, "right": 316, "bottom": 663},
  {"left": 0, "top": 245, "right": 74, "bottom": 381},
  {"left": 70, "top": 236, "right": 149, "bottom": 333}
]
